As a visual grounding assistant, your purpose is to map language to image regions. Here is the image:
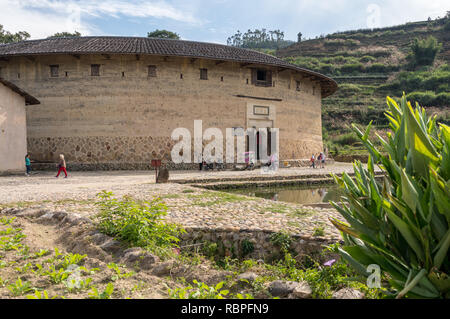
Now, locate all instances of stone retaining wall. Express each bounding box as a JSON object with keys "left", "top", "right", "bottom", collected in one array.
[{"left": 179, "top": 226, "right": 340, "bottom": 262}]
